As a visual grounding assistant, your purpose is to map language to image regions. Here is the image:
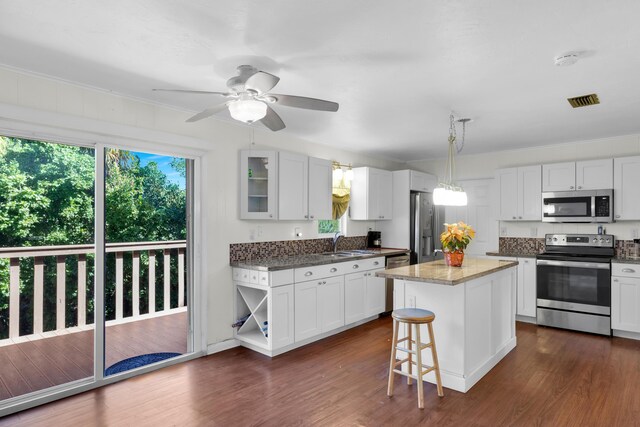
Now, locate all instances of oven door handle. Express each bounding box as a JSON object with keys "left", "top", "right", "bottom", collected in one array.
[{"left": 536, "top": 259, "right": 610, "bottom": 270}]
